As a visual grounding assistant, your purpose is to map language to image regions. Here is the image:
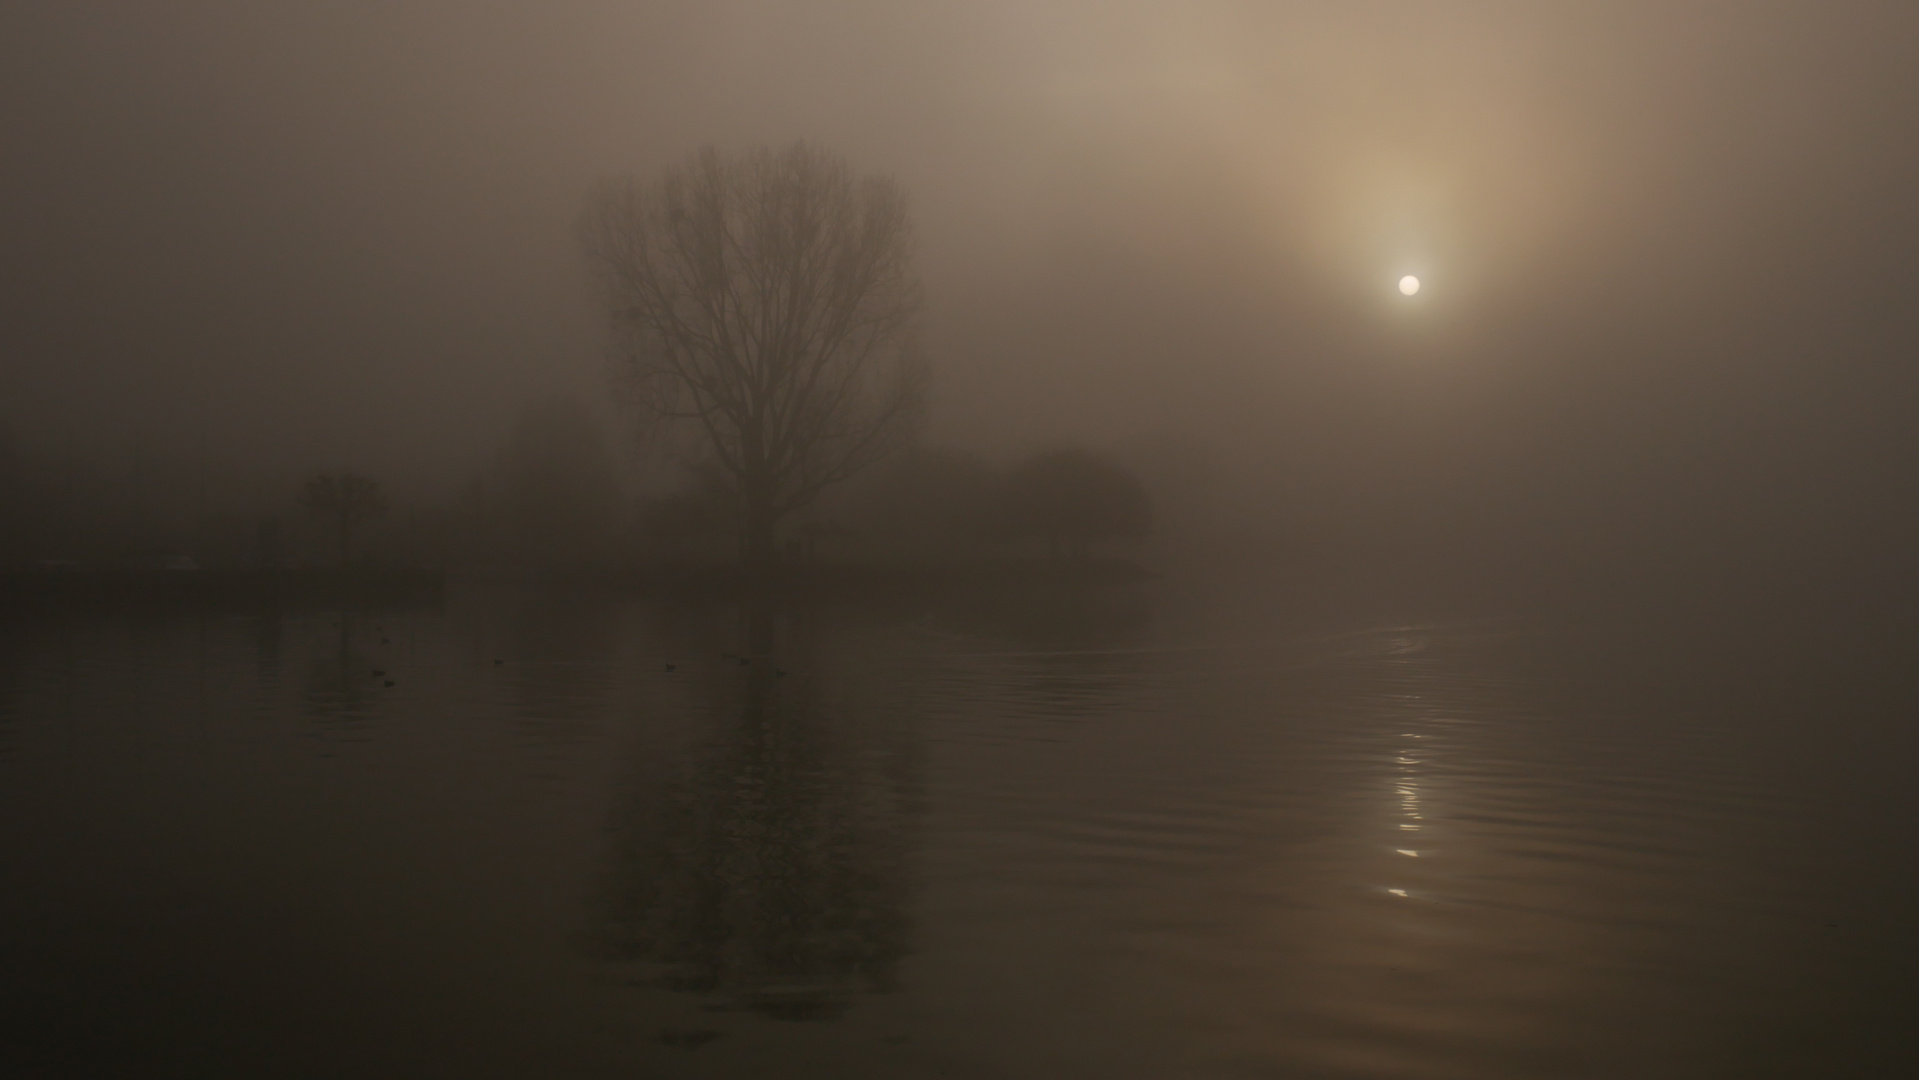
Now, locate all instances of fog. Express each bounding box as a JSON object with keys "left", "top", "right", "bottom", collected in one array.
[
  {"left": 13, "top": 8, "right": 1919, "bottom": 1074},
  {"left": 5, "top": 1, "right": 1918, "bottom": 605}
]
